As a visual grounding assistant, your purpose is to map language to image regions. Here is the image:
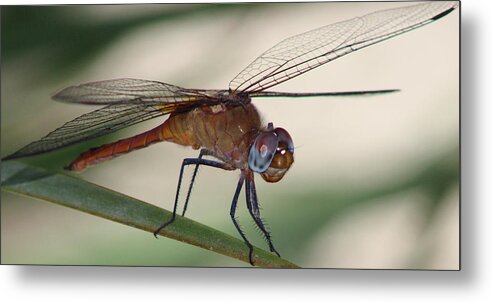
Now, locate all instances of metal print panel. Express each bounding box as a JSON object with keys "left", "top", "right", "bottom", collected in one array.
[{"left": 1, "top": 1, "right": 459, "bottom": 269}]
